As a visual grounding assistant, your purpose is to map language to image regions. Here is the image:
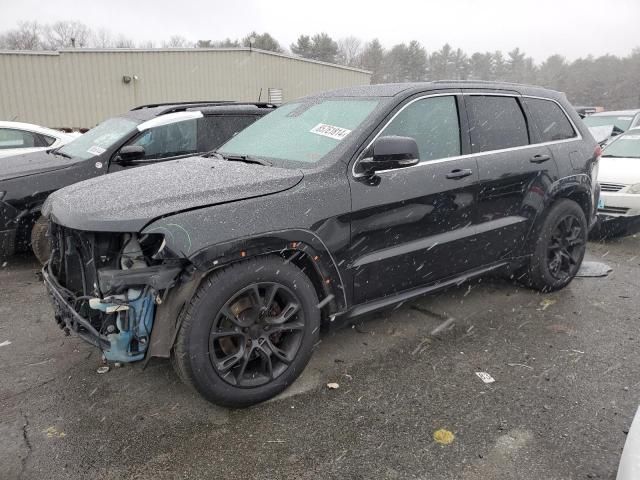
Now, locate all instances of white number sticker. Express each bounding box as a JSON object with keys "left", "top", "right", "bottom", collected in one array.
[
  {"left": 310, "top": 123, "right": 352, "bottom": 141},
  {"left": 87, "top": 145, "right": 106, "bottom": 156}
]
